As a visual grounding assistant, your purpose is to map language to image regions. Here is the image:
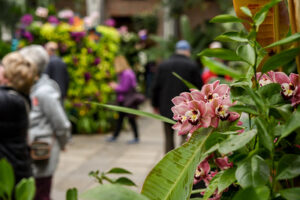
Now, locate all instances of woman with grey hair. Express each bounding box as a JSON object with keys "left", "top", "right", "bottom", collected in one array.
[{"left": 20, "top": 45, "right": 71, "bottom": 200}]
